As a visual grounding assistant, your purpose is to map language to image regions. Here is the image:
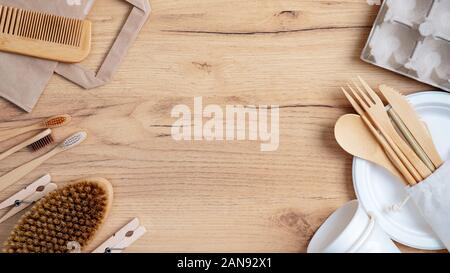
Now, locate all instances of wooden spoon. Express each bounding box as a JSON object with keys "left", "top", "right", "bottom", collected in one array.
[{"left": 334, "top": 114, "right": 404, "bottom": 183}]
